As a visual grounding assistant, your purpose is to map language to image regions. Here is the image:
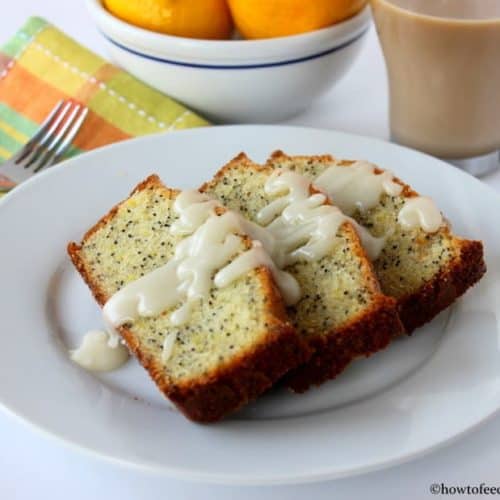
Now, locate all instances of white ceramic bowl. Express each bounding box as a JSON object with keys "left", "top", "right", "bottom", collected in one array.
[{"left": 86, "top": 0, "right": 371, "bottom": 123}]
